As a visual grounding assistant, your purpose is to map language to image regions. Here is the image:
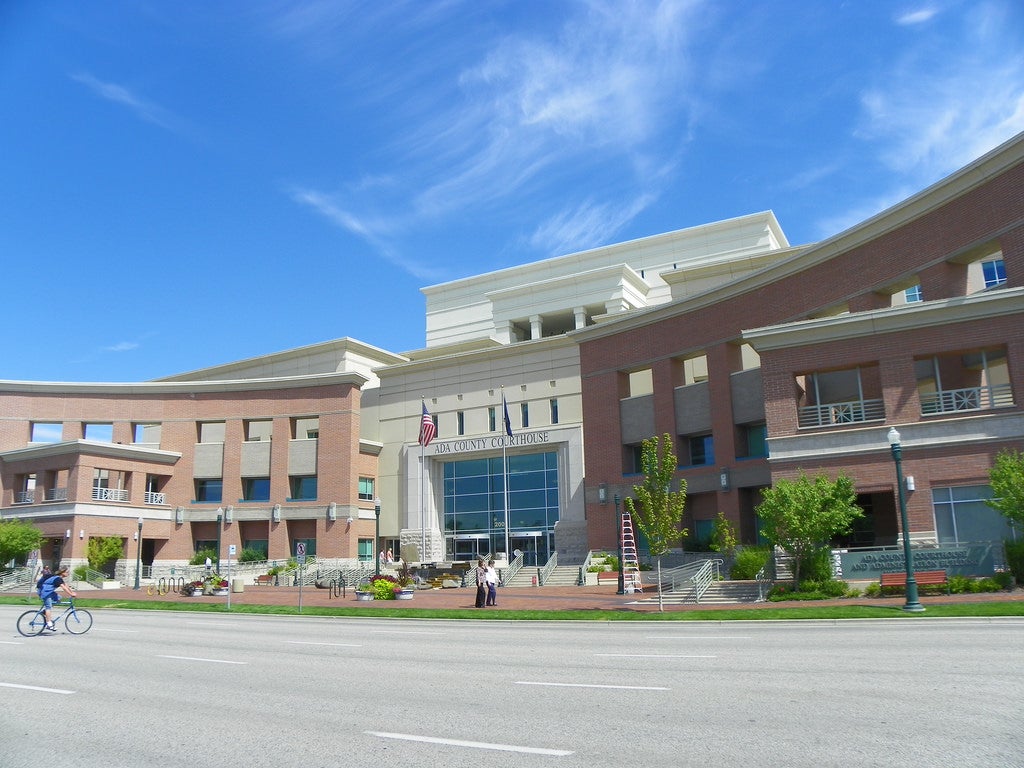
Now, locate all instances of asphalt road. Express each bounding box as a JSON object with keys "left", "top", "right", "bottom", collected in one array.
[{"left": 2, "top": 607, "right": 1022, "bottom": 767}]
